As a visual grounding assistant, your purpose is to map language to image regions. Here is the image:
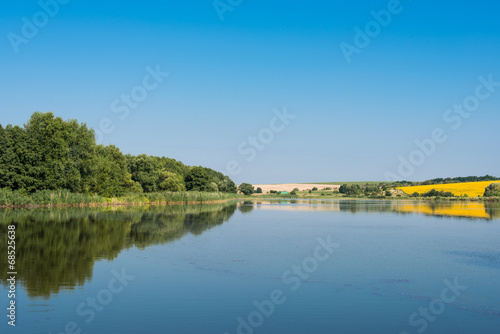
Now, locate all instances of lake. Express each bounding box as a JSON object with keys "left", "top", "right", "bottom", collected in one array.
[{"left": 1, "top": 200, "right": 499, "bottom": 334}]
